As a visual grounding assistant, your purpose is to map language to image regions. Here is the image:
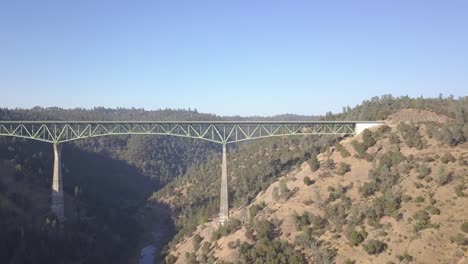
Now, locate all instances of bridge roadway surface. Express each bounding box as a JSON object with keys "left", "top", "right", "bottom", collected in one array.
[{"left": 0, "top": 120, "right": 384, "bottom": 224}]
